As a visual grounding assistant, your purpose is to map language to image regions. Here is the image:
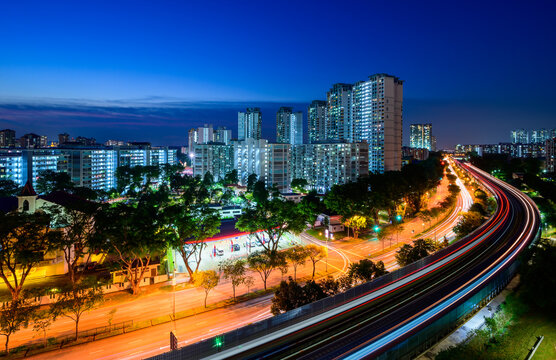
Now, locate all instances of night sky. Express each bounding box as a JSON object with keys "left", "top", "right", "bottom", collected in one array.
[{"left": 1, "top": 1, "right": 555, "bottom": 147}]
